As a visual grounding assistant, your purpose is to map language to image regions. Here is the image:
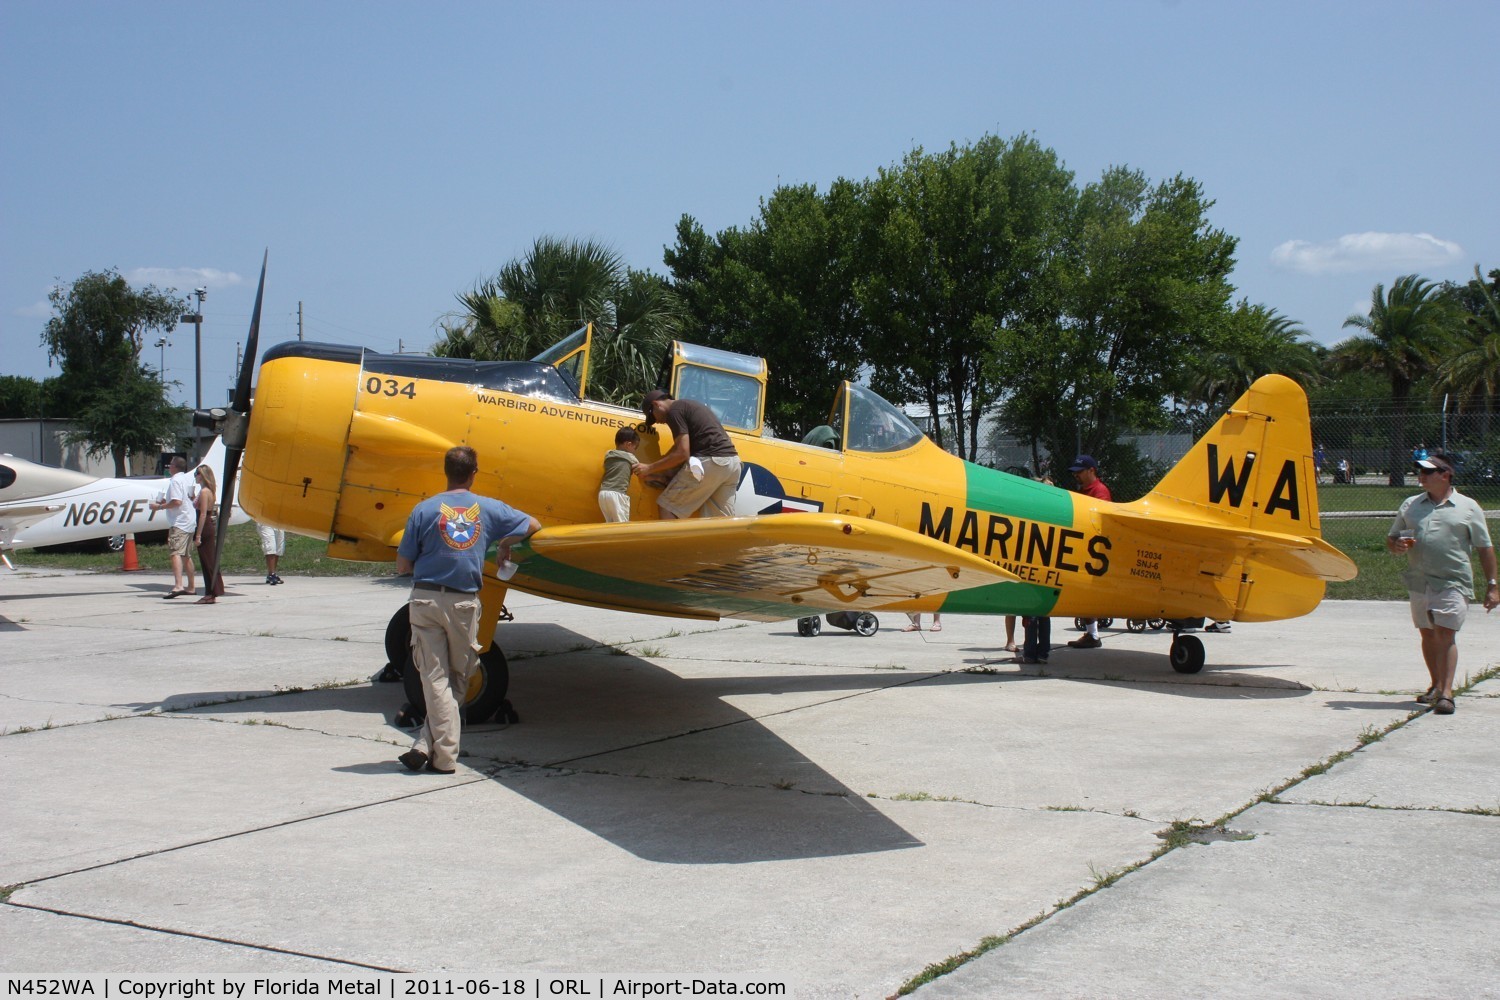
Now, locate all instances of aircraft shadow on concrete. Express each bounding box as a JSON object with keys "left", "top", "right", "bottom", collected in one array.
[
  {"left": 955, "top": 647, "right": 1314, "bottom": 698},
  {"left": 148, "top": 623, "right": 940, "bottom": 865},
  {"left": 466, "top": 649, "right": 934, "bottom": 865}
]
